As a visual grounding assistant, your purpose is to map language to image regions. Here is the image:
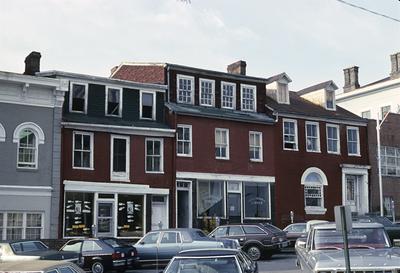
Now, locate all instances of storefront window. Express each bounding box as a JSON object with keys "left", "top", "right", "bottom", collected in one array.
[
  {"left": 64, "top": 192, "right": 93, "bottom": 237},
  {"left": 244, "top": 182, "right": 269, "bottom": 219},
  {"left": 197, "top": 180, "right": 224, "bottom": 217},
  {"left": 117, "top": 195, "right": 144, "bottom": 237}
]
